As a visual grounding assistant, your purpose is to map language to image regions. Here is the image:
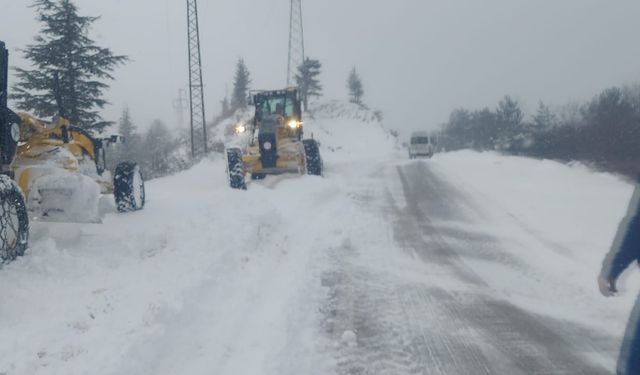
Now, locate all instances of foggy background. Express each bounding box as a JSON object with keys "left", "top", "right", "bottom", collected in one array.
[{"left": 2, "top": 0, "right": 640, "bottom": 136}]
